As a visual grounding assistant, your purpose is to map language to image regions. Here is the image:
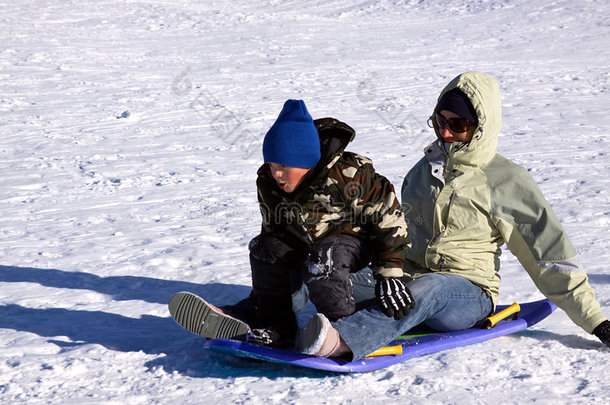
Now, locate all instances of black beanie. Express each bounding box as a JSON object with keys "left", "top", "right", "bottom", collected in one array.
[{"left": 437, "top": 88, "right": 478, "bottom": 126}]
